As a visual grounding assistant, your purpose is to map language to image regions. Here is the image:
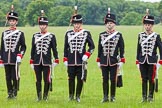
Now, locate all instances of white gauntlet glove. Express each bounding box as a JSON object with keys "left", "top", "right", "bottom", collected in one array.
[
  {"left": 30, "top": 59, "right": 34, "bottom": 70},
  {"left": 97, "top": 62, "right": 100, "bottom": 68},
  {"left": 0, "top": 60, "right": 4, "bottom": 67},
  {"left": 82, "top": 55, "right": 88, "bottom": 61},
  {"left": 136, "top": 64, "right": 139, "bottom": 69},
  {"left": 156, "top": 63, "right": 161, "bottom": 71},
  {"left": 136, "top": 60, "right": 139, "bottom": 70},
  {"left": 64, "top": 61, "right": 68, "bottom": 67},
  {"left": 82, "top": 52, "right": 91, "bottom": 61},
  {"left": 16, "top": 54, "right": 22, "bottom": 63},
  {"left": 30, "top": 64, "right": 34, "bottom": 69},
  {"left": 117, "top": 62, "right": 123, "bottom": 69},
  {"left": 52, "top": 59, "right": 59, "bottom": 67}
]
